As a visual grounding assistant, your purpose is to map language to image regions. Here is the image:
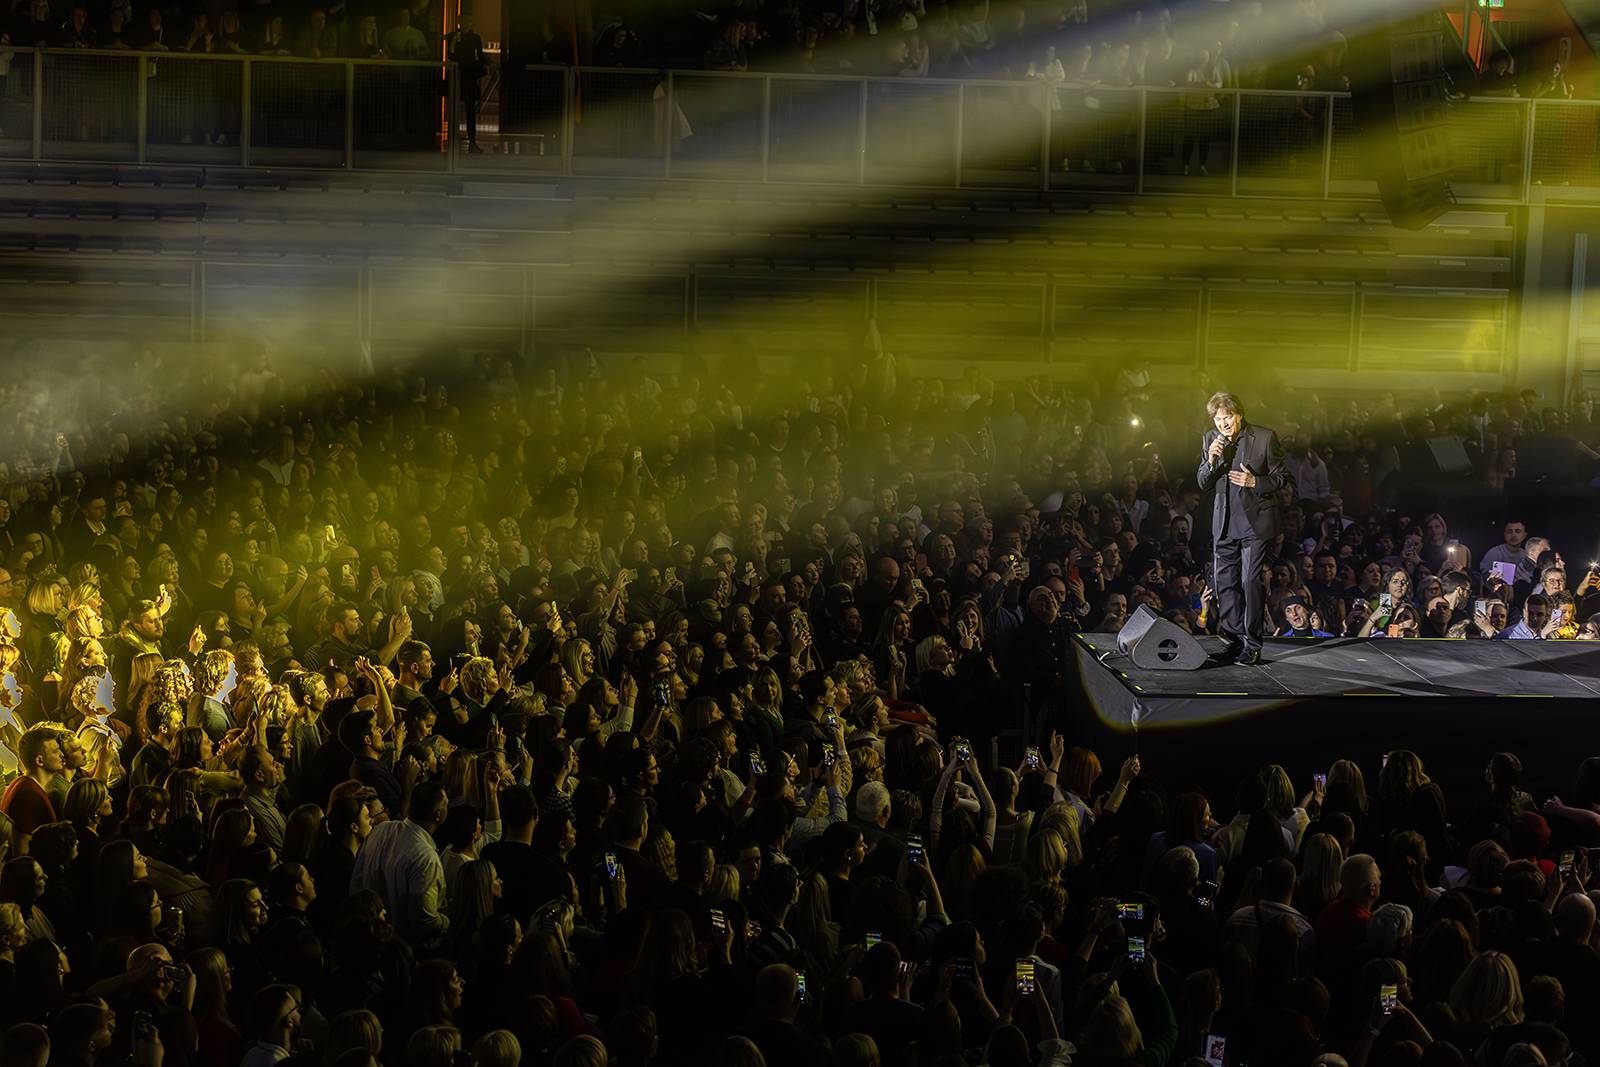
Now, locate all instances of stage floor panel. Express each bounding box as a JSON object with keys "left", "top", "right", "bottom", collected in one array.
[{"left": 1077, "top": 634, "right": 1600, "bottom": 700}]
